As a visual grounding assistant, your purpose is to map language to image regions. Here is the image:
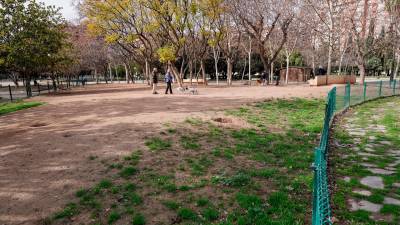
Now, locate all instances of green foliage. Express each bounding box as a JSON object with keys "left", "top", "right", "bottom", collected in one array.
[
  {"left": 162, "top": 200, "right": 180, "bottom": 210},
  {"left": 108, "top": 211, "right": 121, "bottom": 224},
  {"left": 132, "top": 213, "right": 146, "bottom": 225},
  {"left": 202, "top": 207, "right": 219, "bottom": 221},
  {"left": 289, "top": 51, "right": 304, "bottom": 66},
  {"left": 157, "top": 45, "right": 176, "bottom": 63},
  {"left": 119, "top": 166, "right": 138, "bottom": 178},
  {"left": 177, "top": 208, "right": 197, "bottom": 220},
  {"left": 0, "top": 102, "right": 42, "bottom": 115},
  {"left": 53, "top": 203, "right": 79, "bottom": 219},
  {"left": 145, "top": 137, "right": 172, "bottom": 151},
  {"left": 212, "top": 172, "right": 252, "bottom": 187},
  {"left": 0, "top": 0, "right": 68, "bottom": 76},
  {"left": 180, "top": 136, "right": 201, "bottom": 150}
]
